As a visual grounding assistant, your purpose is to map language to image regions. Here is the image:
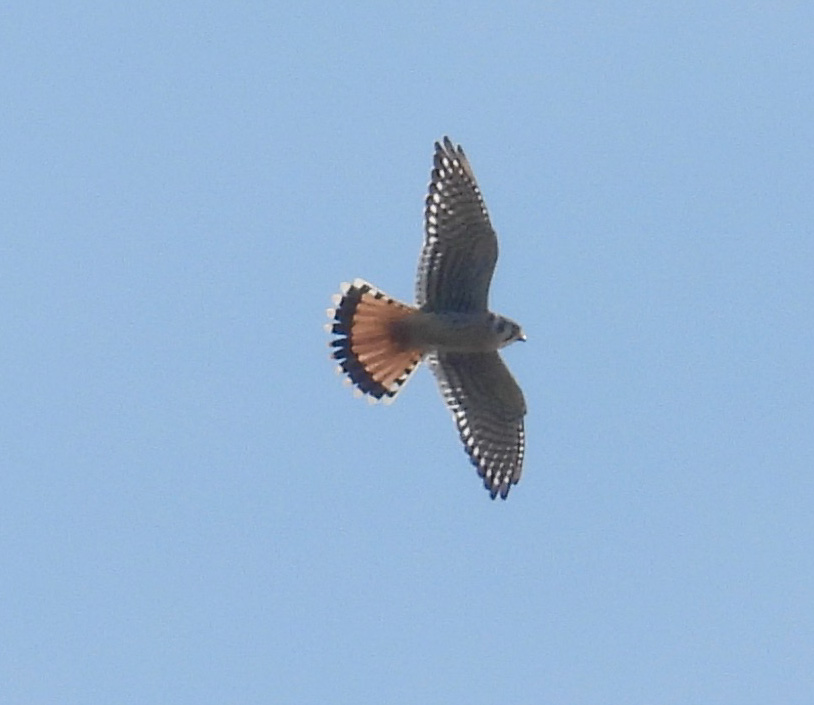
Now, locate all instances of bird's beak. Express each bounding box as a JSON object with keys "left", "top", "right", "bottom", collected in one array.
[{"left": 519, "top": 333, "right": 527, "bottom": 342}]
